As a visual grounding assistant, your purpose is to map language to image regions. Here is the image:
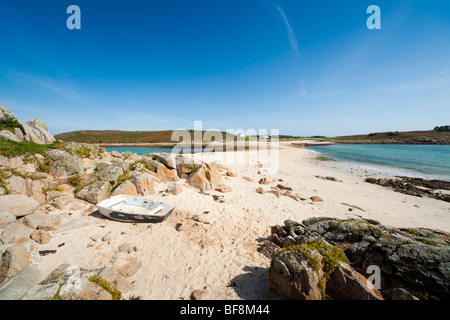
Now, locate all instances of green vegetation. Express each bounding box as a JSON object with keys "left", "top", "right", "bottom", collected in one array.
[
  {"left": 405, "top": 229, "right": 422, "bottom": 237},
  {"left": 56, "top": 128, "right": 450, "bottom": 145},
  {"left": 0, "top": 138, "right": 69, "bottom": 163},
  {"left": 330, "top": 129, "right": 450, "bottom": 143},
  {"left": 45, "top": 185, "right": 64, "bottom": 193},
  {"left": 272, "top": 244, "right": 320, "bottom": 273},
  {"left": 271, "top": 241, "right": 349, "bottom": 300},
  {"left": 8, "top": 168, "right": 31, "bottom": 179},
  {"left": 112, "top": 169, "right": 131, "bottom": 191},
  {"left": 0, "top": 137, "right": 54, "bottom": 157},
  {"left": 386, "top": 131, "right": 399, "bottom": 137},
  {"left": 36, "top": 157, "right": 52, "bottom": 173},
  {"left": 50, "top": 285, "right": 62, "bottom": 300},
  {"left": 302, "top": 241, "right": 349, "bottom": 275},
  {"left": 272, "top": 241, "right": 348, "bottom": 276},
  {"left": 55, "top": 130, "right": 201, "bottom": 144},
  {"left": 55, "top": 130, "right": 329, "bottom": 144},
  {"left": 22, "top": 154, "right": 36, "bottom": 164},
  {"left": 68, "top": 173, "right": 83, "bottom": 187},
  {"left": 315, "top": 155, "right": 332, "bottom": 161},
  {"left": 0, "top": 169, "right": 11, "bottom": 194},
  {"left": 0, "top": 118, "right": 21, "bottom": 133},
  {"left": 182, "top": 163, "right": 199, "bottom": 173},
  {"left": 132, "top": 159, "right": 156, "bottom": 172},
  {"left": 89, "top": 276, "right": 122, "bottom": 300},
  {"left": 422, "top": 239, "right": 438, "bottom": 246},
  {"left": 68, "top": 173, "right": 93, "bottom": 196},
  {"left": 66, "top": 146, "right": 92, "bottom": 158}
]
